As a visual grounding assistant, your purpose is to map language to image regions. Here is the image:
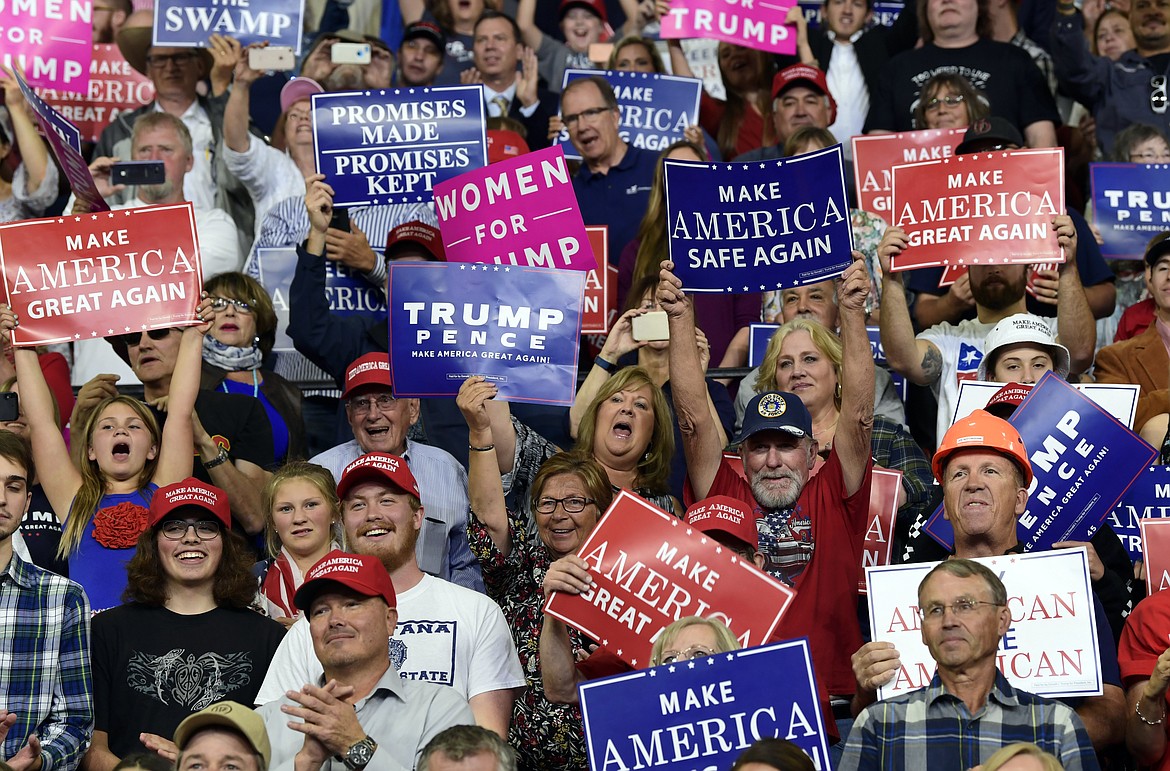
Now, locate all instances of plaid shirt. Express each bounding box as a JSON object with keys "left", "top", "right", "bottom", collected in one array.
[
  {"left": 839, "top": 672, "right": 1099, "bottom": 771},
  {"left": 0, "top": 552, "right": 93, "bottom": 771}
]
